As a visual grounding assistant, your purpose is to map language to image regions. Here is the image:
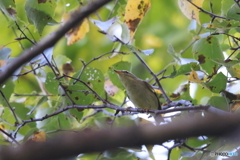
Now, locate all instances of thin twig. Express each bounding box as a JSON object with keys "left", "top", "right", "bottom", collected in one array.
[
  {"left": 0, "top": 129, "right": 20, "bottom": 145},
  {"left": 186, "top": 0, "right": 233, "bottom": 20},
  {"left": 0, "top": 91, "right": 19, "bottom": 125}
]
